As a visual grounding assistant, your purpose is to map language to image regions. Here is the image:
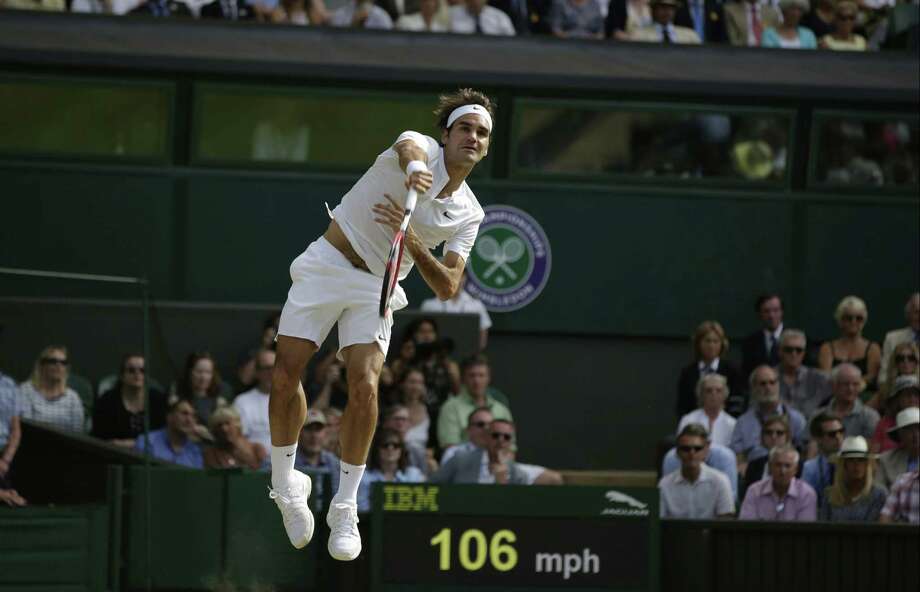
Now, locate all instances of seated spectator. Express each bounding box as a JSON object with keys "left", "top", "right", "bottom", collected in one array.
[
  {"left": 606, "top": 0, "right": 651, "bottom": 39},
  {"left": 173, "top": 351, "right": 229, "bottom": 429},
  {"left": 295, "top": 409, "right": 340, "bottom": 508},
  {"left": 740, "top": 444, "right": 817, "bottom": 521},
  {"left": 323, "top": 406, "right": 343, "bottom": 456},
  {"left": 330, "top": 0, "right": 394, "bottom": 28},
  {"left": 357, "top": 428, "right": 424, "bottom": 512},
  {"left": 233, "top": 348, "right": 275, "bottom": 452},
  {"left": 776, "top": 329, "right": 831, "bottom": 420},
  {"left": 662, "top": 437, "right": 738, "bottom": 501},
  {"left": 872, "top": 370, "right": 919, "bottom": 453},
  {"left": 129, "top": 0, "right": 193, "bottom": 16},
  {"left": 674, "top": 0, "right": 726, "bottom": 43},
  {"left": 741, "top": 414, "right": 802, "bottom": 502},
  {"left": 432, "top": 419, "right": 530, "bottom": 484},
  {"left": 92, "top": 354, "right": 168, "bottom": 448},
  {"left": 135, "top": 399, "right": 204, "bottom": 469},
  {"left": 801, "top": 0, "right": 835, "bottom": 39},
  {"left": 630, "top": 0, "right": 700, "bottom": 43},
  {"left": 1, "top": 0, "right": 64, "bottom": 9},
  {"left": 761, "top": 0, "right": 817, "bottom": 48},
  {"left": 0, "top": 369, "right": 22, "bottom": 485},
  {"left": 678, "top": 374, "right": 736, "bottom": 448},
  {"left": 19, "top": 345, "right": 85, "bottom": 433},
  {"left": 441, "top": 406, "right": 492, "bottom": 463},
  {"left": 877, "top": 406, "right": 920, "bottom": 491},
  {"left": 449, "top": 0, "right": 516, "bottom": 35},
  {"left": 420, "top": 272, "right": 492, "bottom": 350},
  {"left": 659, "top": 423, "right": 734, "bottom": 518},
  {"left": 742, "top": 293, "right": 785, "bottom": 379},
  {"left": 725, "top": 0, "right": 781, "bottom": 47},
  {"left": 306, "top": 350, "right": 348, "bottom": 411},
  {"left": 802, "top": 412, "right": 845, "bottom": 507},
  {"left": 879, "top": 293, "right": 919, "bottom": 389},
  {"left": 269, "top": 0, "right": 326, "bottom": 23},
  {"left": 879, "top": 470, "right": 919, "bottom": 524},
  {"left": 818, "top": 296, "right": 881, "bottom": 391},
  {"left": 397, "top": 368, "right": 431, "bottom": 450},
  {"left": 676, "top": 321, "right": 744, "bottom": 419},
  {"left": 549, "top": 0, "right": 605, "bottom": 39},
  {"left": 382, "top": 404, "right": 435, "bottom": 474},
  {"left": 396, "top": 0, "right": 449, "bottom": 31},
  {"left": 437, "top": 354, "right": 512, "bottom": 451},
  {"left": 203, "top": 406, "right": 267, "bottom": 470},
  {"left": 813, "top": 363, "right": 880, "bottom": 441},
  {"left": 396, "top": 318, "right": 461, "bottom": 407},
  {"left": 731, "top": 365, "right": 806, "bottom": 469},
  {"left": 200, "top": 0, "right": 257, "bottom": 19},
  {"left": 819, "top": 1, "right": 867, "bottom": 50},
  {"left": 819, "top": 436, "right": 887, "bottom": 522}
]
